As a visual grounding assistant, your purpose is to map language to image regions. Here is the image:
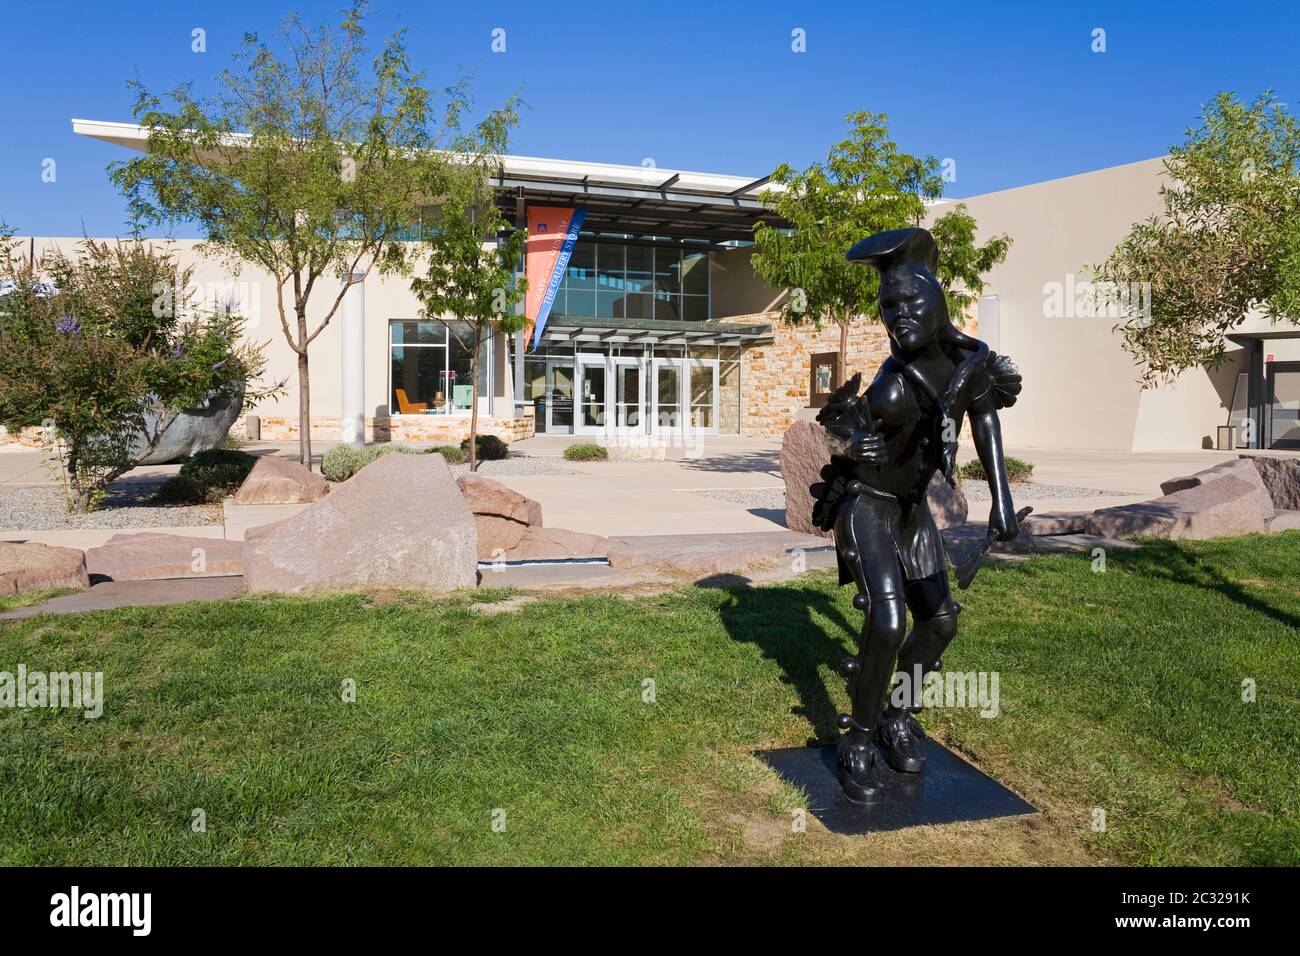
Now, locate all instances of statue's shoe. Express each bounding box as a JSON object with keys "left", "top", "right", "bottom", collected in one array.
[
  {"left": 836, "top": 734, "right": 883, "bottom": 804},
  {"left": 878, "top": 709, "right": 927, "bottom": 774}
]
